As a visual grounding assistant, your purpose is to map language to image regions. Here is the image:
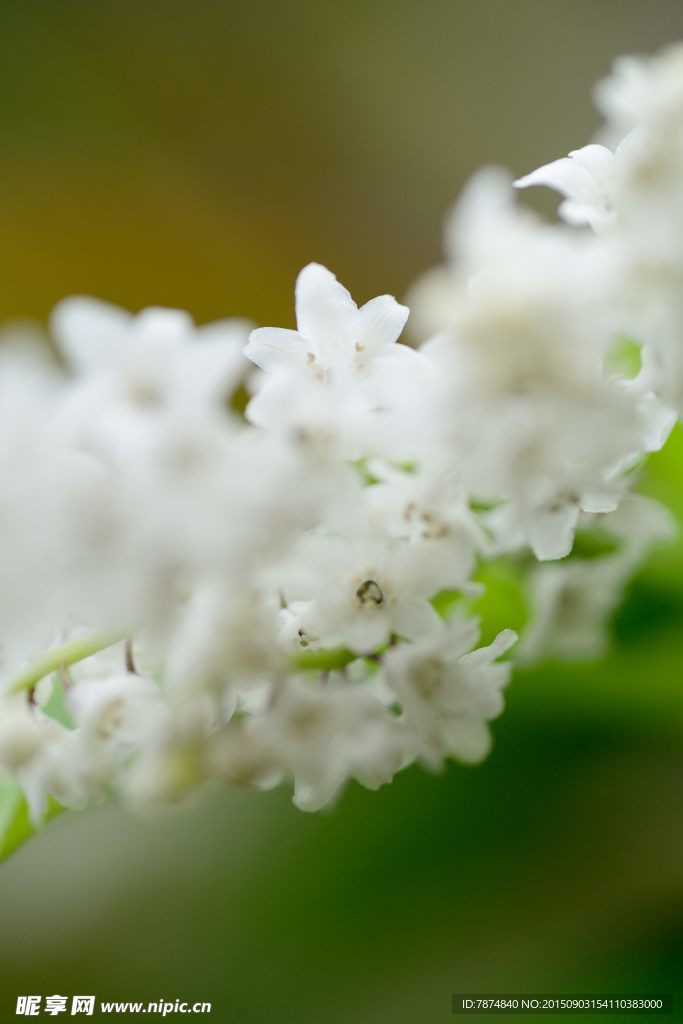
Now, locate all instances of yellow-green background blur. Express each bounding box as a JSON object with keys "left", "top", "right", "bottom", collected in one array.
[{"left": 1, "top": 2, "right": 682, "bottom": 1022}]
